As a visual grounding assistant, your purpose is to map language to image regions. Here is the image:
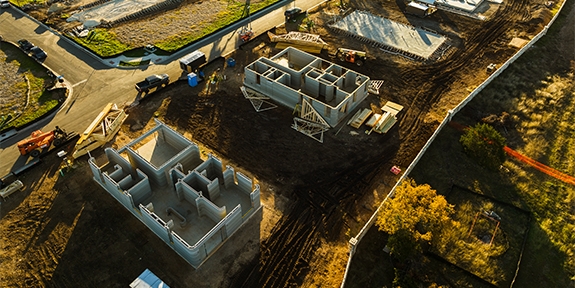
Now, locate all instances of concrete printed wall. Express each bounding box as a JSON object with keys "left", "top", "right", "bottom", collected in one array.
[
  {"left": 244, "top": 47, "right": 370, "bottom": 127},
  {"left": 140, "top": 204, "right": 172, "bottom": 244},
  {"left": 90, "top": 120, "right": 262, "bottom": 268}
]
